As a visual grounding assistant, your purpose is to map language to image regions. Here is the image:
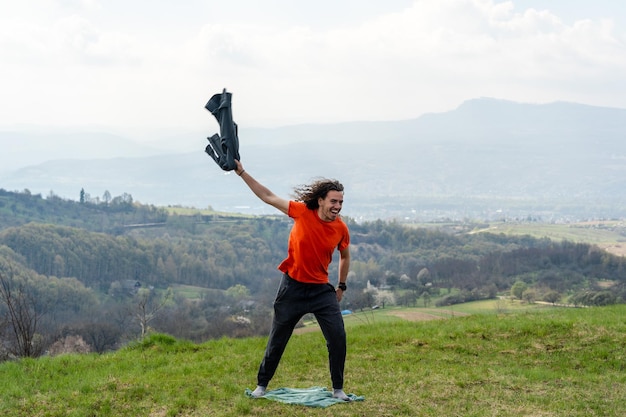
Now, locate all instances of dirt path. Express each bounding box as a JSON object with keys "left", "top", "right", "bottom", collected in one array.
[{"left": 388, "top": 309, "right": 469, "bottom": 321}]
